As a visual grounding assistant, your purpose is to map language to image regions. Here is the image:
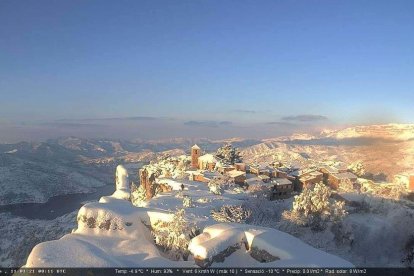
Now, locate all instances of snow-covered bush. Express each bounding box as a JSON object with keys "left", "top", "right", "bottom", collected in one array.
[
  {"left": 348, "top": 161, "right": 366, "bottom": 177},
  {"left": 360, "top": 181, "right": 407, "bottom": 200},
  {"left": 131, "top": 183, "right": 146, "bottom": 207},
  {"left": 207, "top": 175, "right": 234, "bottom": 195},
  {"left": 338, "top": 179, "right": 357, "bottom": 193},
  {"left": 243, "top": 197, "right": 291, "bottom": 227},
  {"left": 331, "top": 222, "right": 354, "bottom": 247},
  {"left": 281, "top": 182, "right": 347, "bottom": 231},
  {"left": 207, "top": 177, "right": 230, "bottom": 195},
  {"left": 196, "top": 197, "right": 211, "bottom": 204},
  {"left": 357, "top": 193, "right": 406, "bottom": 215},
  {"left": 209, "top": 183, "right": 223, "bottom": 195},
  {"left": 215, "top": 143, "right": 242, "bottom": 165},
  {"left": 210, "top": 205, "right": 252, "bottom": 223},
  {"left": 182, "top": 195, "right": 193, "bottom": 208},
  {"left": 151, "top": 209, "right": 199, "bottom": 261},
  {"left": 232, "top": 186, "right": 245, "bottom": 194},
  {"left": 331, "top": 200, "right": 347, "bottom": 222},
  {"left": 247, "top": 184, "right": 271, "bottom": 199}
]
